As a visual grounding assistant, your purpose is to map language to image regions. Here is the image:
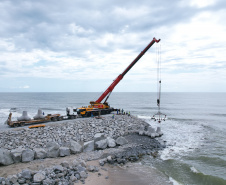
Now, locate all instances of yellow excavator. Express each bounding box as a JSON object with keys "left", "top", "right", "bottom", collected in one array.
[{"left": 77, "top": 37, "right": 161, "bottom": 117}]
